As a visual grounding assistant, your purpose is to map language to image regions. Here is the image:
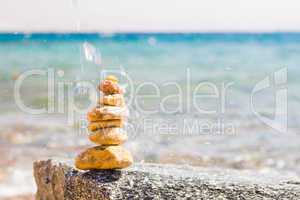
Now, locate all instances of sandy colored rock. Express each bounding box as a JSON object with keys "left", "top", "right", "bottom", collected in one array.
[
  {"left": 105, "top": 75, "right": 118, "bottom": 83},
  {"left": 35, "top": 159, "right": 300, "bottom": 200},
  {"left": 89, "top": 128, "right": 128, "bottom": 145},
  {"left": 99, "top": 93, "right": 125, "bottom": 106},
  {"left": 99, "top": 79, "right": 124, "bottom": 94},
  {"left": 75, "top": 146, "right": 133, "bottom": 170},
  {"left": 88, "top": 119, "right": 124, "bottom": 131},
  {"left": 87, "top": 110, "right": 120, "bottom": 121},
  {"left": 87, "top": 106, "right": 128, "bottom": 122}
]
